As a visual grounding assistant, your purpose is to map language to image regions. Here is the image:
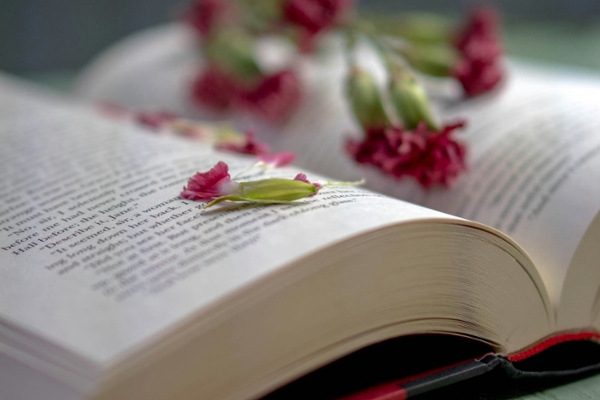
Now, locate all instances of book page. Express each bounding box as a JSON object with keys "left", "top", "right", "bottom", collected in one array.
[
  {"left": 0, "top": 74, "right": 454, "bottom": 370},
  {"left": 74, "top": 24, "right": 600, "bottom": 306},
  {"left": 416, "top": 69, "right": 600, "bottom": 306},
  {"left": 269, "top": 63, "right": 600, "bottom": 306}
]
